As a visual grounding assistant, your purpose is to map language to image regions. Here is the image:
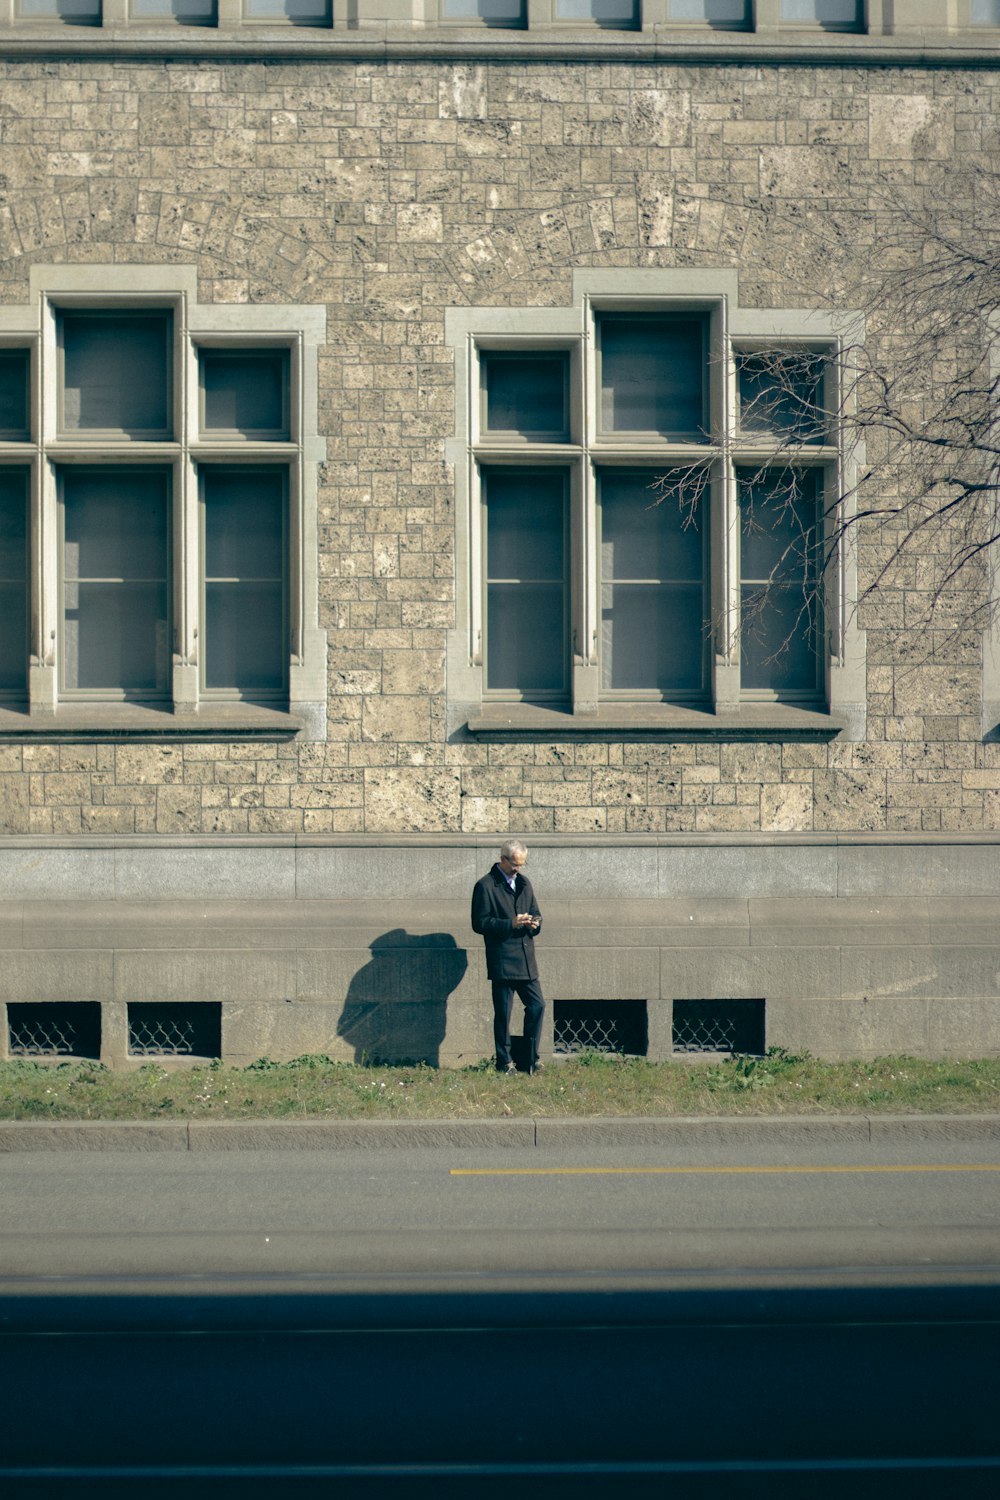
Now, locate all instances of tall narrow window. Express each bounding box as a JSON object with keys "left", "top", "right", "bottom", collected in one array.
[
  {"left": 599, "top": 470, "right": 708, "bottom": 699},
  {"left": 0, "top": 470, "right": 29, "bottom": 701},
  {"left": 738, "top": 468, "right": 823, "bottom": 697},
  {"left": 202, "top": 468, "right": 287, "bottom": 700},
  {"left": 599, "top": 315, "right": 708, "bottom": 438},
  {"left": 60, "top": 469, "right": 171, "bottom": 698},
  {"left": 484, "top": 469, "right": 568, "bottom": 698}
]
